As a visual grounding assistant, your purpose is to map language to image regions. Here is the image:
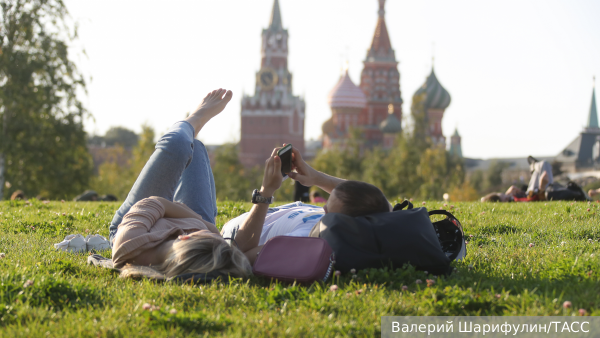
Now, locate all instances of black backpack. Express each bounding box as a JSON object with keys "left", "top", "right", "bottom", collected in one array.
[
  {"left": 309, "top": 200, "right": 466, "bottom": 275},
  {"left": 546, "top": 182, "right": 589, "bottom": 201}
]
